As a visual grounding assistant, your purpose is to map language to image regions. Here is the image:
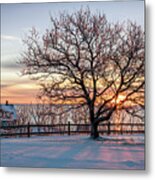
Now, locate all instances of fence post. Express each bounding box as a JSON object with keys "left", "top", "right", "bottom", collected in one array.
[
  {"left": 121, "top": 124, "right": 123, "bottom": 135},
  {"left": 68, "top": 121, "right": 70, "bottom": 136},
  {"left": 27, "top": 122, "right": 30, "bottom": 138},
  {"left": 107, "top": 121, "right": 111, "bottom": 135}
]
